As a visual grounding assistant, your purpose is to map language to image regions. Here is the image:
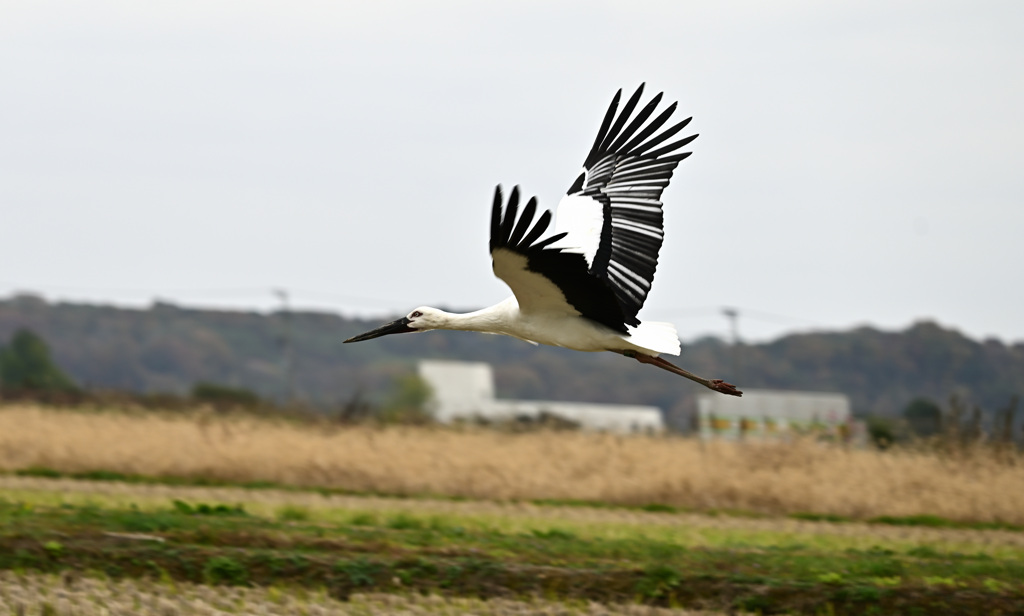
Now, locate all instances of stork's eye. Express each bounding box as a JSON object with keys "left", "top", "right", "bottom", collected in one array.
[{"left": 411, "top": 311, "right": 422, "bottom": 318}]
